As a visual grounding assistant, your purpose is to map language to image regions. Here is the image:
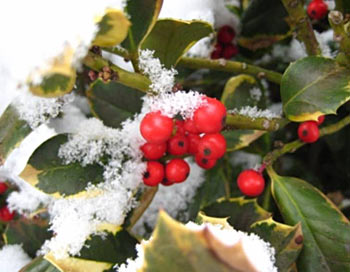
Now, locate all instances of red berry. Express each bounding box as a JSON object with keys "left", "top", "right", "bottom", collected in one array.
[
  {"left": 175, "top": 120, "right": 185, "bottom": 135},
  {"left": 195, "top": 154, "right": 217, "bottom": 169},
  {"left": 217, "top": 25, "right": 236, "bottom": 44},
  {"left": 197, "top": 133, "right": 226, "bottom": 160},
  {"left": 194, "top": 97, "right": 227, "bottom": 133},
  {"left": 307, "top": 0, "right": 328, "bottom": 20},
  {"left": 167, "top": 134, "right": 189, "bottom": 156},
  {"left": 184, "top": 118, "right": 199, "bottom": 134},
  {"left": 298, "top": 121, "right": 320, "bottom": 143},
  {"left": 165, "top": 159, "right": 190, "bottom": 183},
  {"left": 161, "top": 178, "right": 174, "bottom": 187},
  {"left": 316, "top": 115, "right": 325, "bottom": 126},
  {"left": 140, "top": 112, "right": 173, "bottom": 144},
  {"left": 143, "top": 161, "right": 164, "bottom": 186},
  {"left": 222, "top": 44, "right": 238, "bottom": 59},
  {"left": 141, "top": 142, "right": 167, "bottom": 160},
  {"left": 187, "top": 133, "right": 201, "bottom": 154},
  {"left": 0, "top": 182, "right": 8, "bottom": 194},
  {"left": 211, "top": 43, "right": 223, "bottom": 60},
  {"left": 237, "top": 169, "right": 265, "bottom": 197},
  {"left": 0, "top": 206, "right": 15, "bottom": 222}
]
